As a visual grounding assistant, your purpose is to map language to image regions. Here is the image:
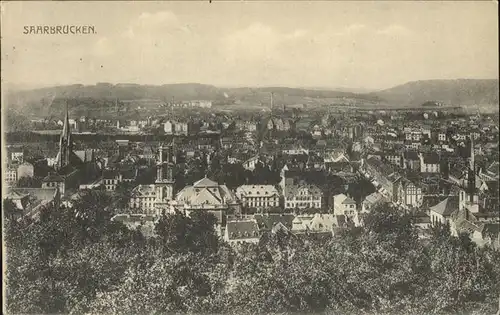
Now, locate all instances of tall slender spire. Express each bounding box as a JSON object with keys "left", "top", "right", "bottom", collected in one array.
[
  {"left": 467, "top": 134, "right": 476, "bottom": 202},
  {"left": 58, "top": 101, "right": 72, "bottom": 169},
  {"left": 469, "top": 133, "right": 475, "bottom": 172}
]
